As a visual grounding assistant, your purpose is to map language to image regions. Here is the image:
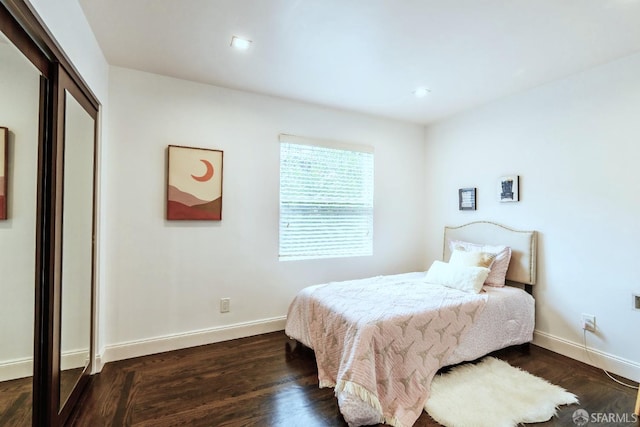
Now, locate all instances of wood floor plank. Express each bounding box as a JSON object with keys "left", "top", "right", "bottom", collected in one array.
[{"left": 67, "top": 331, "right": 639, "bottom": 426}]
